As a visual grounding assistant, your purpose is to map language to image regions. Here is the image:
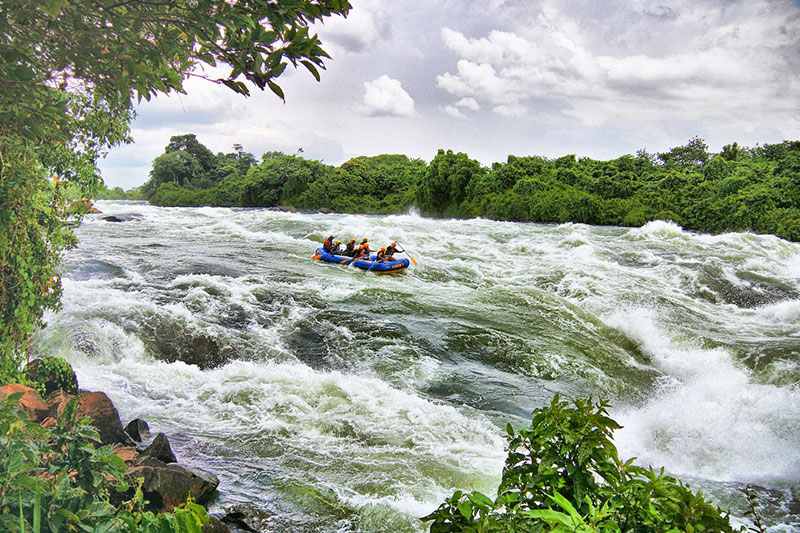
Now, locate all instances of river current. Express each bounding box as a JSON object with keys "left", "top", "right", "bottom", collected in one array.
[{"left": 32, "top": 201, "right": 800, "bottom": 531}]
